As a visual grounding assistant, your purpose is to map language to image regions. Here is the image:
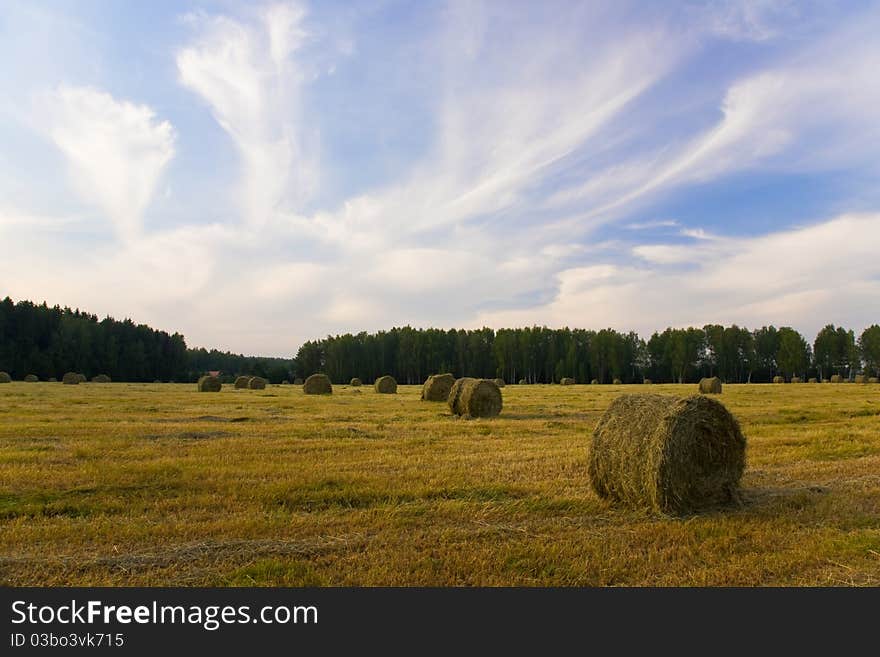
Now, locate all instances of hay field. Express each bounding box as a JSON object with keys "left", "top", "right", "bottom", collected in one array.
[{"left": 1, "top": 382, "right": 879, "bottom": 586}]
